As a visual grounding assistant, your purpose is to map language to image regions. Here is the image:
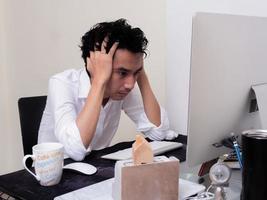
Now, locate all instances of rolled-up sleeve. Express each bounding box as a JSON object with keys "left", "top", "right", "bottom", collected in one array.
[
  {"left": 122, "top": 87, "right": 178, "bottom": 141},
  {"left": 48, "top": 78, "right": 87, "bottom": 161}
]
